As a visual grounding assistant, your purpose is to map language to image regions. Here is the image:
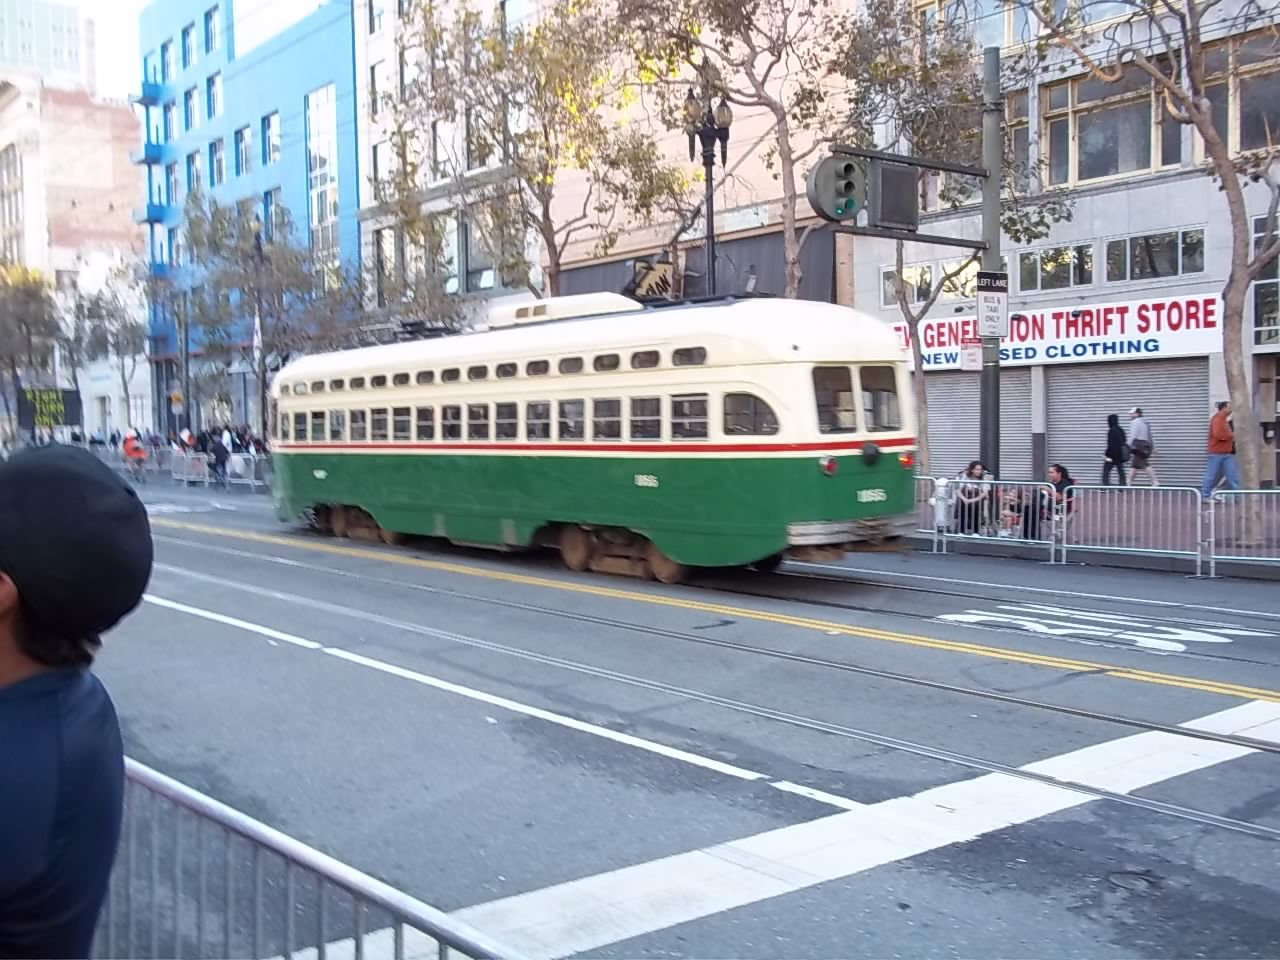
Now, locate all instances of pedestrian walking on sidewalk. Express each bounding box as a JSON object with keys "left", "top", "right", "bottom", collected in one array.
[
  {"left": 1103, "top": 413, "right": 1129, "bottom": 486},
  {"left": 1127, "top": 407, "right": 1159, "bottom": 486},
  {"left": 0, "top": 445, "right": 153, "bottom": 959},
  {"left": 1201, "top": 401, "right": 1240, "bottom": 500}
]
